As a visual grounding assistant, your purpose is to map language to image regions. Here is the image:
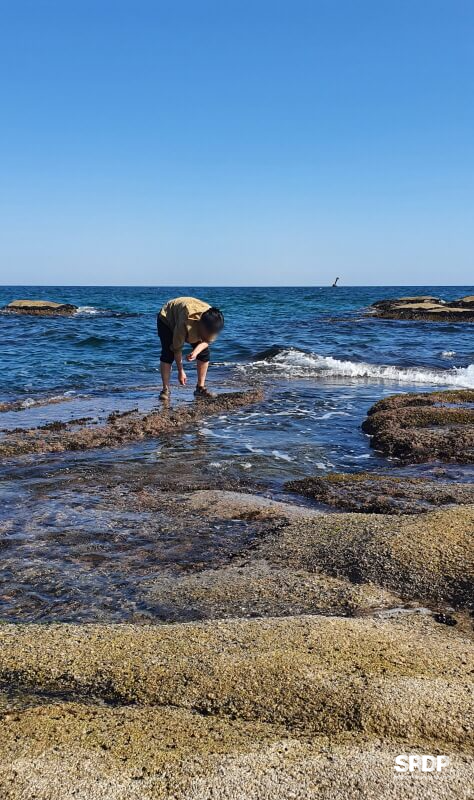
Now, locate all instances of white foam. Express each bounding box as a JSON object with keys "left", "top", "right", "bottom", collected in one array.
[
  {"left": 245, "top": 443, "right": 265, "bottom": 454},
  {"left": 198, "top": 427, "right": 231, "bottom": 439},
  {"left": 271, "top": 450, "right": 294, "bottom": 462},
  {"left": 19, "top": 393, "right": 74, "bottom": 409},
  {"left": 316, "top": 411, "right": 351, "bottom": 420},
  {"left": 238, "top": 349, "right": 474, "bottom": 388}
]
